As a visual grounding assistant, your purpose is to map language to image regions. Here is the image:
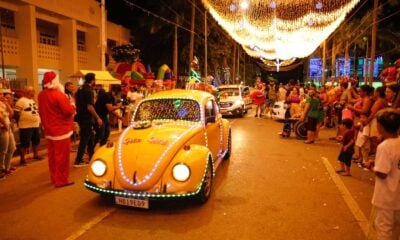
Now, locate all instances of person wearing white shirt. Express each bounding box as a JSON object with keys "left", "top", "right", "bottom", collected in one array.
[
  {"left": 371, "top": 109, "right": 400, "bottom": 240},
  {"left": 14, "top": 86, "right": 42, "bottom": 165}
]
